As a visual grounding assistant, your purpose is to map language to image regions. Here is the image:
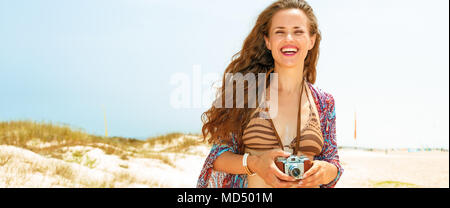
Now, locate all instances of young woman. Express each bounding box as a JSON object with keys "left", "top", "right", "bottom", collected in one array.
[{"left": 197, "top": 0, "right": 343, "bottom": 188}]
